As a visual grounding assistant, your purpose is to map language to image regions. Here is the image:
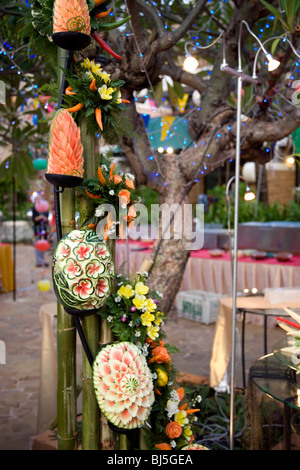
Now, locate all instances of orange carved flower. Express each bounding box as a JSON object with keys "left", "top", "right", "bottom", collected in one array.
[
  {"left": 165, "top": 421, "right": 182, "bottom": 439},
  {"left": 113, "top": 175, "right": 122, "bottom": 184},
  {"left": 148, "top": 345, "right": 171, "bottom": 364},
  {"left": 118, "top": 189, "right": 131, "bottom": 205},
  {"left": 126, "top": 178, "right": 135, "bottom": 190},
  {"left": 127, "top": 205, "right": 137, "bottom": 222},
  {"left": 155, "top": 443, "right": 172, "bottom": 450}
]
